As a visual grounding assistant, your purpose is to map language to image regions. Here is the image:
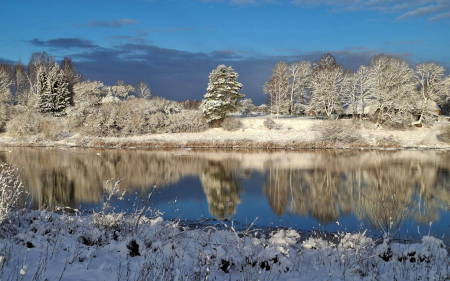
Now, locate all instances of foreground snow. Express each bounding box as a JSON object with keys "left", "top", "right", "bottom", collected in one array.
[{"left": 0, "top": 209, "right": 449, "bottom": 281}]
